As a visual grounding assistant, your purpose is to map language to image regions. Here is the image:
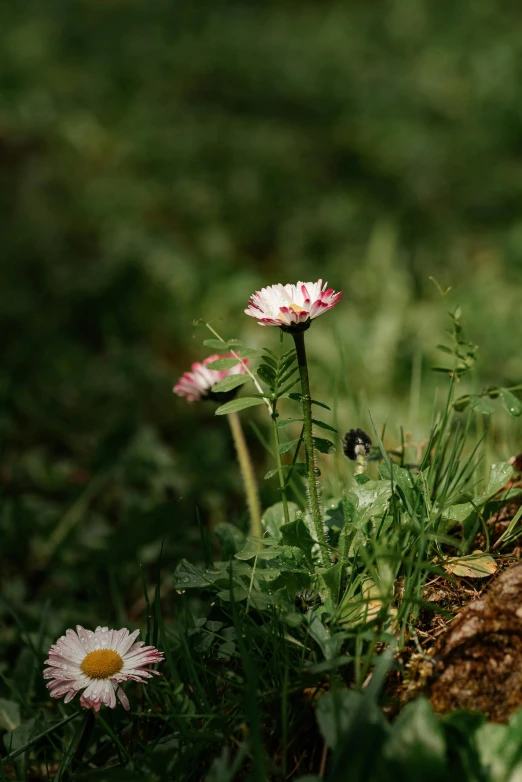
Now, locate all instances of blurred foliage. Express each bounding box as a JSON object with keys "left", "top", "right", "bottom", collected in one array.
[{"left": 1, "top": 0, "right": 522, "bottom": 636}]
